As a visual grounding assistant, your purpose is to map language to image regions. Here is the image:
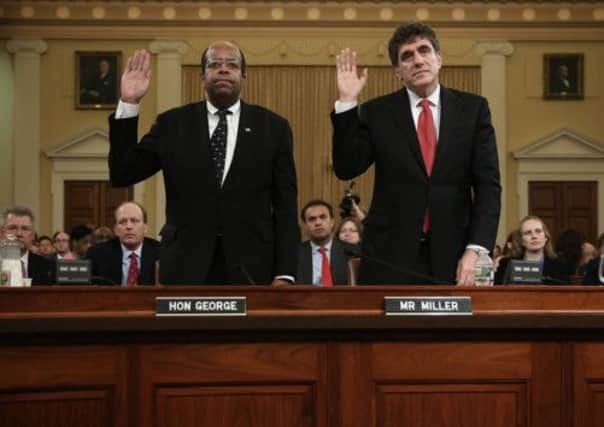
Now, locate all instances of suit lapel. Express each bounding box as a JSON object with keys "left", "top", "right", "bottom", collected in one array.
[
  {"left": 191, "top": 101, "right": 217, "bottom": 185},
  {"left": 389, "top": 89, "right": 426, "bottom": 175},
  {"left": 139, "top": 240, "right": 152, "bottom": 284},
  {"left": 433, "top": 87, "right": 457, "bottom": 175},
  {"left": 331, "top": 240, "right": 348, "bottom": 285},
  {"left": 111, "top": 240, "right": 124, "bottom": 284},
  {"left": 222, "top": 101, "right": 253, "bottom": 189}
]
